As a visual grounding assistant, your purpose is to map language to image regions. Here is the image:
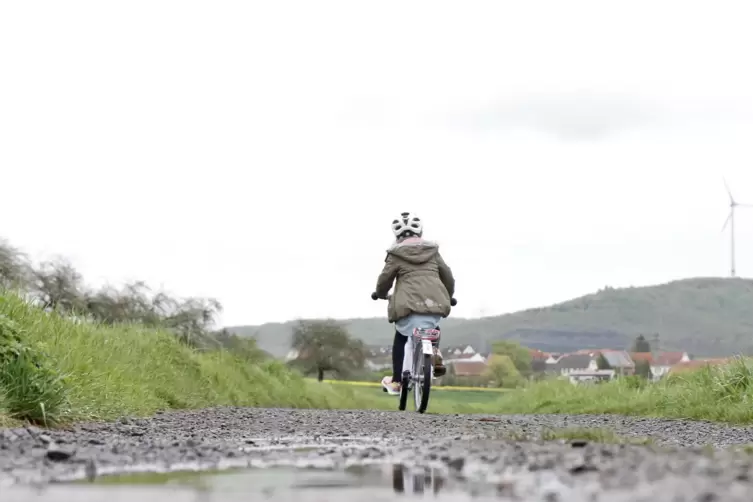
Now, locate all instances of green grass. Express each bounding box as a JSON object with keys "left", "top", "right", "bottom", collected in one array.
[
  {"left": 0, "top": 391, "right": 22, "bottom": 427},
  {"left": 490, "top": 358, "right": 753, "bottom": 424},
  {"left": 0, "top": 293, "right": 392, "bottom": 426},
  {"left": 319, "top": 358, "right": 753, "bottom": 424},
  {"left": 321, "top": 383, "right": 514, "bottom": 414}
]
